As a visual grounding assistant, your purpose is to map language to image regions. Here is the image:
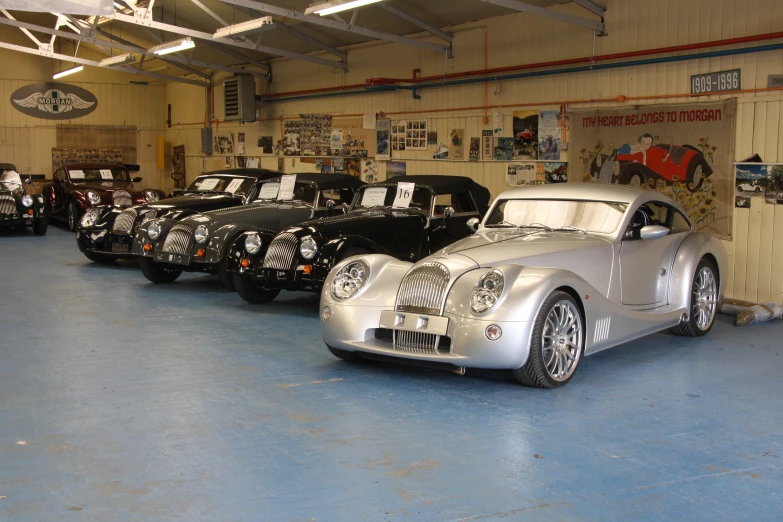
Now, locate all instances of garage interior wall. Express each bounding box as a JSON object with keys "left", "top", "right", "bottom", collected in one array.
[{"left": 0, "top": 46, "right": 166, "bottom": 191}]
